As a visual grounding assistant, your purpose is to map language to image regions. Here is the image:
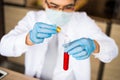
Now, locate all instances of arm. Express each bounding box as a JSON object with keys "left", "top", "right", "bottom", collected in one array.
[
  {"left": 0, "top": 11, "right": 33, "bottom": 57},
  {"left": 87, "top": 20, "right": 118, "bottom": 63},
  {"left": 92, "top": 35, "right": 118, "bottom": 63},
  {"left": 84, "top": 13, "right": 118, "bottom": 63},
  {"left": 64, "top": 12, "right": 118, "bottom": 63}
]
